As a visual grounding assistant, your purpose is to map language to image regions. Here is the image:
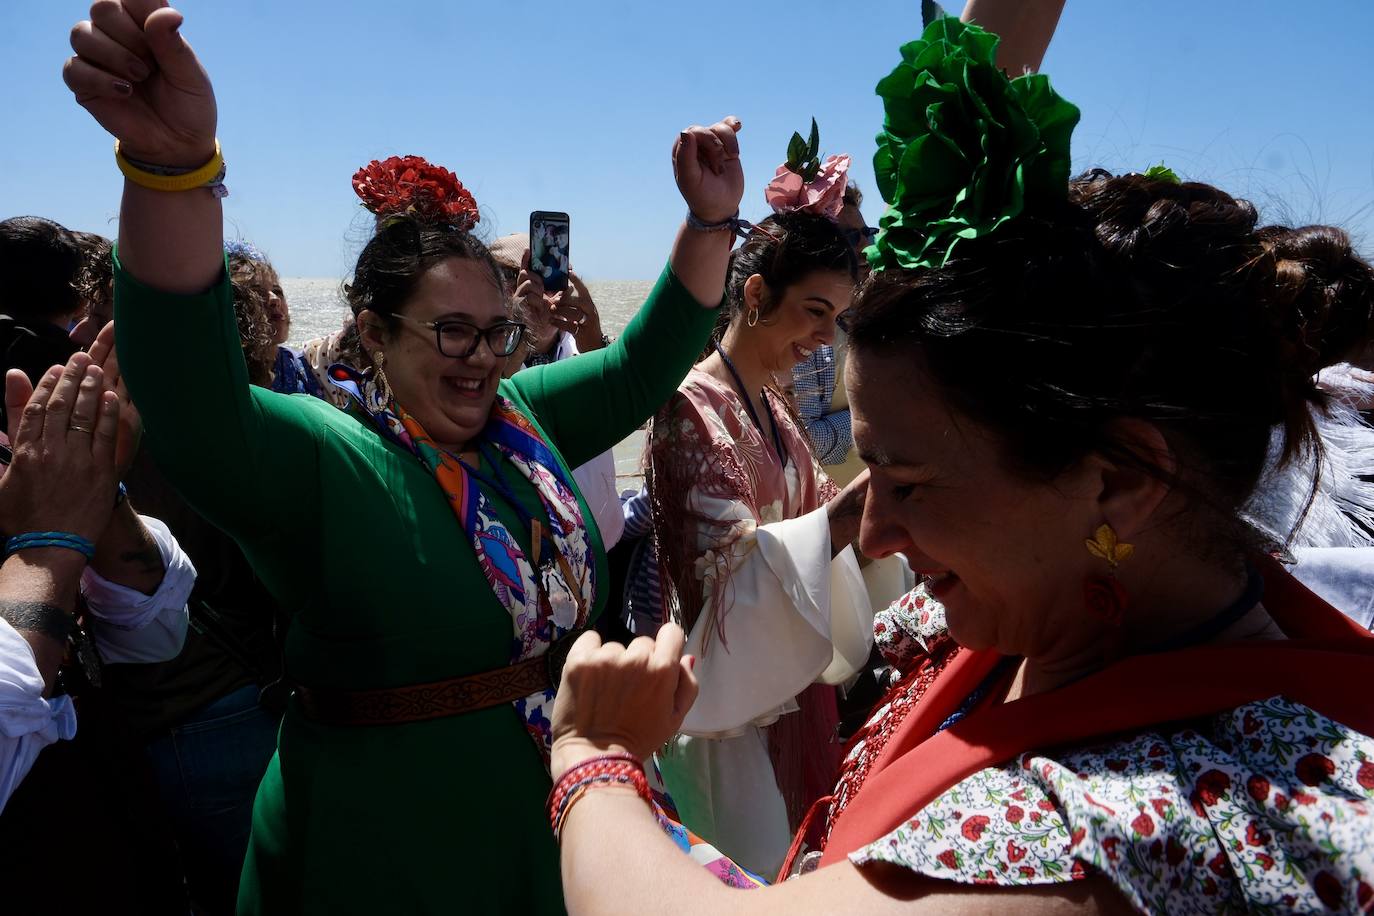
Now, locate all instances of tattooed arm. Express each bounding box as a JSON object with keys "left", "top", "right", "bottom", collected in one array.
[
  {"left": 81, "top": 513, "right": 194, "bottom": 665},
  {"left": 88, "top": 501, "right": 164, "bottom": 595},
  {"left": 0, "top": 550, "right": 85, "bottom": 808},
  {"left": 0, "top": 552, "right": 86, "bottom": 694}
]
